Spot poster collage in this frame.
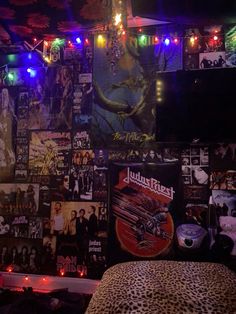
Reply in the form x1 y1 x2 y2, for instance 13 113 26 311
0 25 235 278
184 24 236 70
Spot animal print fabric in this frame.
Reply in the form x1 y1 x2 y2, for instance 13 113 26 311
86 260 236 314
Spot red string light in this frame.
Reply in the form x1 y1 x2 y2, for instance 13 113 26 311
7 265 13 273
59 269 65 276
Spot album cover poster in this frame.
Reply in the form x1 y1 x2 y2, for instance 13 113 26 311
51 201 107 277
225 25 236 67
41 235 57 274
93 169 108 201
109 162 182 265
181 146 209 185
0 238 42 273
73 83 93 115
87 237 107 279
0 87 17 182
0 183 39 215
28 217 43 239
50 175 72 201
29 66 73 131
210 143 236 170
199 51 226 69
212 190 236 218
210 170 236 190
184 53 200 70
10 215 29 238
15 170 28 182
29 176 51 216
29 131 71 176
183 185 210 202
0 215 11 236
16 152 28 165
73 130 91 149
92 34 157 147
78 165 93 200
94 149 108 169
184 203 208 228
72 149 94 167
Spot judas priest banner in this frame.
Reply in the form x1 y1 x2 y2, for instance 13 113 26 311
109 162 182 265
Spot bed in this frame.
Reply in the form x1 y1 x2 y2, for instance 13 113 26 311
85 260 236 313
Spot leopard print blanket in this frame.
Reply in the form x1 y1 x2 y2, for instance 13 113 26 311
86 260 236 314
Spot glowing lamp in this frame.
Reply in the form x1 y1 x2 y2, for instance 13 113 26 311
7 72 14 81
59 269 65 276
173 38 178 44
28 53 32 59
24 275 29 281
213 35 218 41
85 38 89 44
139 35 147 46
27 68 37 78
8 54 17 62
157 97 162 102
138 28 142 33
7 265 13 273
164 38 170 46
122 30 126 36
33 37 37 42
76 37 82 44
154 36 159 43
97 34 106 48
114 13 122 26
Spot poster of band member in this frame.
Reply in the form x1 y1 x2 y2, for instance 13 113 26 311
29 131 71 176
0 87 17 182
109 162 182 265
0 183 39 215
92 34 157 147
44 66 73 130
0 238 42 273
50 201 107 278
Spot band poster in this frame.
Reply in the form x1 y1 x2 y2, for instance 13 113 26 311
109 162 181 265
92 34 157 147
28 131 71 176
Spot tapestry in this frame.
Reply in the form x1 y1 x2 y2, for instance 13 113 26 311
109 161 182 265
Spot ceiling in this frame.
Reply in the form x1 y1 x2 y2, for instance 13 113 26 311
0 0 236 45
131 0 236 25
0 0 111 43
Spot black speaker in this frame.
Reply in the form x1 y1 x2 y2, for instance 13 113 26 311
131 0 236 24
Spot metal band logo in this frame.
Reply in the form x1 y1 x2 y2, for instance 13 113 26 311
123 167 175 200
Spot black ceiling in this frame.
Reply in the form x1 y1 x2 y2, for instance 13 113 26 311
131 0 236 25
